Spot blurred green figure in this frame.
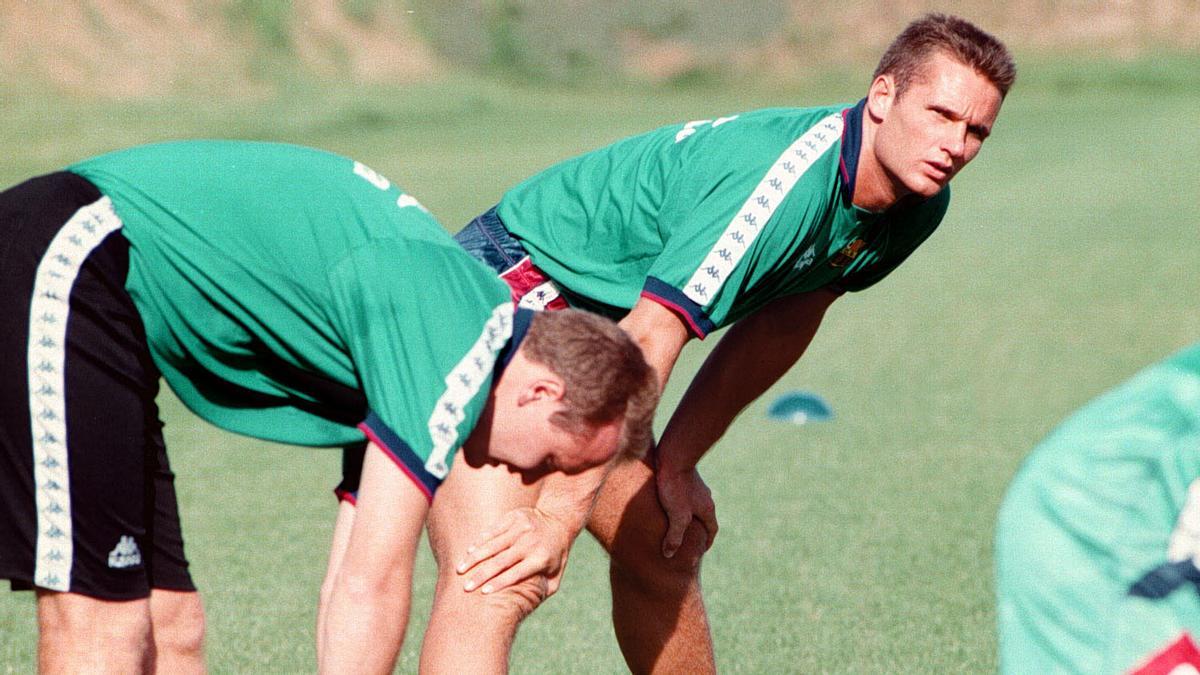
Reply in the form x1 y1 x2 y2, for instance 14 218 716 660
997 343 1200 674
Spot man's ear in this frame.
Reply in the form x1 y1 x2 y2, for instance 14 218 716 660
866 73 896 123
516 375 566 406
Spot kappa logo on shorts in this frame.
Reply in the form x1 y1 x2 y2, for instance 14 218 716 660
107 535 142 569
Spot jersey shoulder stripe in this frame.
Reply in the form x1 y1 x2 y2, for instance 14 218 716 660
683 112 844 307
423 301 514 479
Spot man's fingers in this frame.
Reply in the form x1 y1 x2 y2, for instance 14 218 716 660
699 508 719 550
456 523 521 574
462 548 521 592
661 510 688 559
477 558 548 596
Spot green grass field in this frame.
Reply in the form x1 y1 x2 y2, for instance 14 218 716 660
1 54 1198 672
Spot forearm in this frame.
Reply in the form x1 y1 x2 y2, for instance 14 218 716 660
656 348 763 473
656 290 835 473
535 463 611 540
318 442 427 674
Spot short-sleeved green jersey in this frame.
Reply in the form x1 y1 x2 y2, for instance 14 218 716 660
70 141 523 497
996 343 1200 673
496 100 949 337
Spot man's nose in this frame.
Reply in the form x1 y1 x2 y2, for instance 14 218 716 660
944 125 967 160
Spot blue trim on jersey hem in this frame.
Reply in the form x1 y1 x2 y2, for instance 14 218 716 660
359 411 441 499
839 99 866 203
642 277 716 339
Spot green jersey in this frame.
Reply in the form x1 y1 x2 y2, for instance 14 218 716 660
70 141 522 497
497 100 949 337
996 343 1200 673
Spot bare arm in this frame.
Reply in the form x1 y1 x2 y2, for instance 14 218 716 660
318 442 429 674
655 289 839 553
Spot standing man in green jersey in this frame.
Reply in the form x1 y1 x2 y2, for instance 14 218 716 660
448 14 1016 670
997 344 1200 674
0 140 658 673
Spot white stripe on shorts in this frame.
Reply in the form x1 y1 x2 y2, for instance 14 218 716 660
27 196 123 591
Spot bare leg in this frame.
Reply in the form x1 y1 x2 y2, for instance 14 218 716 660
147 589 206 674
420 451 547 672
587 458 715 674
37 590 152 674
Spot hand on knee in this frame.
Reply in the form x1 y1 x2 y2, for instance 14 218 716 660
613 518 708 591
442 573 551 628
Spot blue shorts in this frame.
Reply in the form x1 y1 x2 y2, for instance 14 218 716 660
454 207 570 311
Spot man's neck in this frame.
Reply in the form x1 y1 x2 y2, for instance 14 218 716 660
852 122 905 213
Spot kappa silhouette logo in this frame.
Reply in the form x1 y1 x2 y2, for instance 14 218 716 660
107 536 142 569
794 245 816 272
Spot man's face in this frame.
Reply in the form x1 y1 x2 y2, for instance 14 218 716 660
870 51 1004 200
476 349 623 480
491 415 622 477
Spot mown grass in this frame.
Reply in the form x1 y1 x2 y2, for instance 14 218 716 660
1 54 1198 672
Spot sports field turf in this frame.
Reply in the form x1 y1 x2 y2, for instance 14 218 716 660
1 55 1198 672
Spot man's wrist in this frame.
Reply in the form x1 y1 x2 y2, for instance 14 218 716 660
654 451 697 478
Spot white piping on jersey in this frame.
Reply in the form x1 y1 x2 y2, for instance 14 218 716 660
28 196 123 592
424 302 514 479
683 113 844 308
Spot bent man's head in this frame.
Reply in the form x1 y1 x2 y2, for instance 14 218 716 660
469 309 659 478
859 14 1016 209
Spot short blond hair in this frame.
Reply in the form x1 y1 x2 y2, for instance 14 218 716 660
523 310 659 460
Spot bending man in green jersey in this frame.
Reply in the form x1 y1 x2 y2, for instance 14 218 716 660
449 13 1015 670
0 140 658 673
997 343 1200 674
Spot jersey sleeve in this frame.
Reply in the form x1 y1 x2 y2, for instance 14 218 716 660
642 113 844 337
831 187 950 294
326 237 514 500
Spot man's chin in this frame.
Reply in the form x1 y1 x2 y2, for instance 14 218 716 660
906 177 947 199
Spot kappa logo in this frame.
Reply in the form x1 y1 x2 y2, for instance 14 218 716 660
829 239 866 269
107 536 142 569
794 245 816 272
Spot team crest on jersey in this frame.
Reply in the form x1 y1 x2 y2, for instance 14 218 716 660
829 239 866 269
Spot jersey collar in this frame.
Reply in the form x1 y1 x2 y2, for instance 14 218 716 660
496 306 535 375
838 98 867 205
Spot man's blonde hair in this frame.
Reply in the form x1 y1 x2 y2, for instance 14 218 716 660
522 310 659 461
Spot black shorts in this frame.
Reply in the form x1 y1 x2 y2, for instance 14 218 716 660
0 172 194 600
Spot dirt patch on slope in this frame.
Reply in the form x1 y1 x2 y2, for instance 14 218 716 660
0 0 440 99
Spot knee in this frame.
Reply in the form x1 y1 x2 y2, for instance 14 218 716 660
438 573 550 628
38 591 151 653
485 575 551 623
152 595 206 658
611 518 707 589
